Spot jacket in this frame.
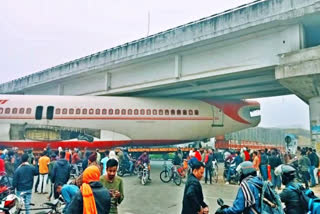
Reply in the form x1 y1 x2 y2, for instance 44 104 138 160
268 155 282 169
299 155 311 172
66 181 111 214
12 163 38 191
223 176 262 214
181 174 207 214
280 182 307 214
51 159 70 184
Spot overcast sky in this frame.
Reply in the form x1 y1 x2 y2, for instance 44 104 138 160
0 0 310 130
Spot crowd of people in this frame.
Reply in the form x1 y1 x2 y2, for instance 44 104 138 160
181 146 320 214
0 146 137 214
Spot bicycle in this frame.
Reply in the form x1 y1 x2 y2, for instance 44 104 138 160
160 164 182 186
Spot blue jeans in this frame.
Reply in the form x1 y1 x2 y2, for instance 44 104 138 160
129 161 133 173
260 165 268 181
309 166 316 186
271 169 281 188
17 189 32 214
227 167 236 181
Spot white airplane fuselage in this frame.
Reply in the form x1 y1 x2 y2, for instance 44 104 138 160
0 95 260 149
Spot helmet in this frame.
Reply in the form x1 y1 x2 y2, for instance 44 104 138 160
275 164 296 185
236 161 256 181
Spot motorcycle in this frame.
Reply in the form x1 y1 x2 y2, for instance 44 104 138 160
0 193 24 214
35 198 64 214
215 198 229 213
137 163 150 185
223 162 239 184
118 160 137 177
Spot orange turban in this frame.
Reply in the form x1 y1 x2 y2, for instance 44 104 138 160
81 165 101 214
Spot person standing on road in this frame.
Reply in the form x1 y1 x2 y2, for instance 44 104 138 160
51 151 71 199
12 153 38 214
269 151 282 190
299 149 311 188
181 161 209 214
67 165 111 214
204 149 214 184
38 151 50 194
100 159 124 214
100 150 110 175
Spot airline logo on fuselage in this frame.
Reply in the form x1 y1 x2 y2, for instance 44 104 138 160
0 100 8 104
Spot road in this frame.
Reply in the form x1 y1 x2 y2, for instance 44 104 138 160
30 161 239 214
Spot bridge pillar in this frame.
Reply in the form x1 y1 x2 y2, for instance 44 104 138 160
276 45 320 151
310 97 320 151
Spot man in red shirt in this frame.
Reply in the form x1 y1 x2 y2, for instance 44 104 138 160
194 149 202 162
0 155 5 175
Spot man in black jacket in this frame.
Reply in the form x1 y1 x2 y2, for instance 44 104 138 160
275 164 307 214
51 151 71 198
12 153 38 214
182 161 209 214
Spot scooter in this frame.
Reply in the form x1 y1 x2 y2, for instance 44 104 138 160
215 198 230 213
223 162 240 184
138 163 150 185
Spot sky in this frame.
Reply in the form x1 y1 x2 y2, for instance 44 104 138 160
0 0 310 130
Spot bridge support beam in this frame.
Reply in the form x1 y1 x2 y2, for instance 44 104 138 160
310 97 320 151
276 45 320 150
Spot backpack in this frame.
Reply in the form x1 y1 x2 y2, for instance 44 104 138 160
288 185 320 214
248 180 284 214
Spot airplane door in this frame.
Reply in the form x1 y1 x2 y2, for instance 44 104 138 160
46 106 54 120
35 106 43 120
212 106 224 127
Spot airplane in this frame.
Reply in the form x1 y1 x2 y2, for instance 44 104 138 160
0 94 261 149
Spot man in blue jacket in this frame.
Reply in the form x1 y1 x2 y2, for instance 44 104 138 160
12 153 38 214
56 183 79 212
216 161 262 214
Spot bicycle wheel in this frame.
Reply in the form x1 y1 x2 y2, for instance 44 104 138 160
160 170 172 183
173 172 182 186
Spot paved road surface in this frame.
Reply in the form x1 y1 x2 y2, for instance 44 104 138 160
29 161 238 214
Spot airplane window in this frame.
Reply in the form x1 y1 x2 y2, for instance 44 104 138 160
89 108 94 115
19 108 25 114
177 110 181 115
146 109 151 115
96 109 101 115
140 109 145 115
195 110 199 115
69 109 74 114
128 109 133 115
121 109 126 115
152 109 157 115
55 108 61 114
5 108 10 114
183 110 187 115
189 110 193 115
12 108 18 114
171 110 175 115
47 106 54 120
62 108 67 114
159 109 163 115
165 109 169 115
76 108 81 114
102 109 107 115
134 109 138 115
0 108 3 114
115 109 120 115
82 109 87 115
26 108 32 114
109 109 113 115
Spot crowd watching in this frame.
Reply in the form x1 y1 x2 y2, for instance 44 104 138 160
0 146 134 214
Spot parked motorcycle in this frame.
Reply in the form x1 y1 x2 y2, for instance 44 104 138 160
0 193 24 214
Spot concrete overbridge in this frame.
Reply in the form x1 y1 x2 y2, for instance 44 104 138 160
1 0 320 148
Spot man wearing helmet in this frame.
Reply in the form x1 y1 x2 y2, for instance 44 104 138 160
275 164 307 214
215 161 262 214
